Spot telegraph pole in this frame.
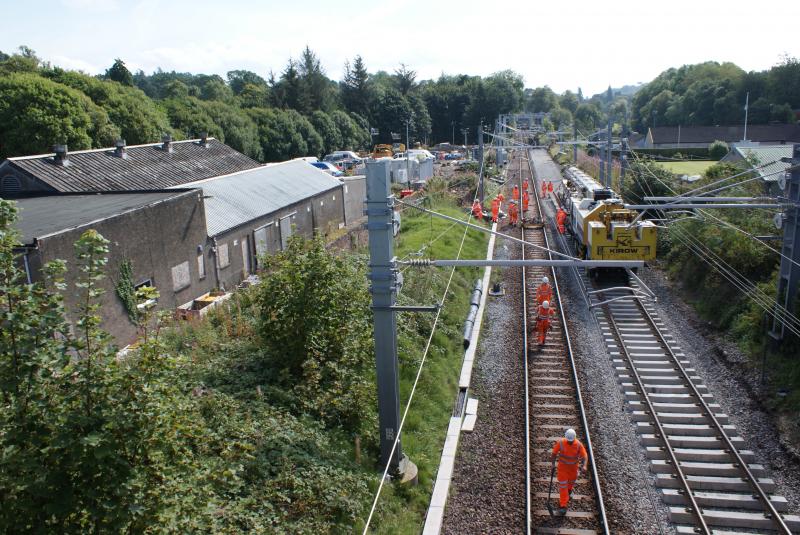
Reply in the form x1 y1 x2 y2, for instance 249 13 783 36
620 137 629 190
606 117 613 188
573 124 578 164
771 143 800 340
365 160 415 478
478 124 485 203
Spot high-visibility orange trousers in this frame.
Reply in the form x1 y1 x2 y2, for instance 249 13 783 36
536 319 551 344
557 464 578 507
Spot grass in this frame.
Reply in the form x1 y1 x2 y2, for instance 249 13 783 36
656 160 716 176
367 196 489 533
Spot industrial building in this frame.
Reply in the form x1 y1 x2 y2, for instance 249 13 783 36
13 190 212 343
4 139 366 344
175 159 349 291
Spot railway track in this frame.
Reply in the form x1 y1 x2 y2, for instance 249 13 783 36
514 150 608 534
589 275 800 534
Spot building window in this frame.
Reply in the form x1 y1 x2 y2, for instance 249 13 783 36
332 195 336 201
1 175 21 196
197 255 205 279
217 242 230 269
320 200 324 207
171 261 191 292
307 206 311 212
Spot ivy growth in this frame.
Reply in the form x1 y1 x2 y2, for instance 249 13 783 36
115 258 138 323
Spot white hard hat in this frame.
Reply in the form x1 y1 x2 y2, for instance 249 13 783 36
542 300 550 308
565 428 576 441
542 276 549 284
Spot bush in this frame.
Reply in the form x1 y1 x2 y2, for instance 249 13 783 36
708 139 729 160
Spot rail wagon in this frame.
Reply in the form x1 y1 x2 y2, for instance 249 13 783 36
559 166 656 273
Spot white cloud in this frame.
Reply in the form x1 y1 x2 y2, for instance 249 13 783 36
49 55 103 74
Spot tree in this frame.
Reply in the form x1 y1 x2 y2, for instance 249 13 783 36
159 96 219 139
255 235 376 434
574 103 602 133
226 69 268 95
341 55 371 118
273 59 303 111
394 63 416 96
105 58 134 86
310 110 342 155
560 90 579 114
236 82 271 109
248 107 307 161
198 75 233 102
527 86 558 112
0 45 40 75
45 69 170 145
0 73 118 158
298 46 334 113
708 140 730 160
285 109 323 157
331 110 368 150
202 100 263 160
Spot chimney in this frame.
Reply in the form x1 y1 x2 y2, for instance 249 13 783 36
161 134 173 153
53 144 69 166
114 139 128 158
198 132 209 147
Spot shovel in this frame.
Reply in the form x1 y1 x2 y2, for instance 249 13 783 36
546 461 555 516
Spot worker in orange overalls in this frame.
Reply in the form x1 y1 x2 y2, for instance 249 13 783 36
556 207 568 234
548 181 554 194
536 300 555 345
491 197 500 223
551 428 588 515
512 185 520 201
508 200 518 227
522 190 530 213
523 179 529 192
471 200 483 220
497 192 505 204
536 276 553 305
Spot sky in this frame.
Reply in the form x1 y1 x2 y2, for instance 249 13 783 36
1 0 799 96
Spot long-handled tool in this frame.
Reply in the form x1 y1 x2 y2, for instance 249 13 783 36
546 461 555 516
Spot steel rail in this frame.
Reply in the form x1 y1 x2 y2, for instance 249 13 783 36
634 299 793 534
526 150 610 534
521 208 533 535
601 300 710 534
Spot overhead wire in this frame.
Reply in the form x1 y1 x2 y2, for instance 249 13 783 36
627 149 800 335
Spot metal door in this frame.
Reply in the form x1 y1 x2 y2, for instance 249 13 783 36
279 215 293 250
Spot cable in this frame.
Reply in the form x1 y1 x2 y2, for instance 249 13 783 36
628 151 800 335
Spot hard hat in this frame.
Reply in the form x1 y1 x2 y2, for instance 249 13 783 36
542 300 550 308
542 276 549 284
565 428 576 441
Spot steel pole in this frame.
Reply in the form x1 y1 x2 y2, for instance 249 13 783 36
365 160 403 472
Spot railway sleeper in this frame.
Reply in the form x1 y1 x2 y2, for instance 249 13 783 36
660 488 789 512
636 422 738 437
625 391 715 403
668 506 800 531
629 400 722 413
641 433 746 449
650 460 767 477
631 383 710 394
617 358 692 368
645 446 756 463
616 366 695 376
630 410 729 425
616 374 704 386
655 473 776 493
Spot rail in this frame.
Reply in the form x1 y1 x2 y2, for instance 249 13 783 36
525 150 610 534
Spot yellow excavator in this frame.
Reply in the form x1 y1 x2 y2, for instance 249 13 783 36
371 143 405 159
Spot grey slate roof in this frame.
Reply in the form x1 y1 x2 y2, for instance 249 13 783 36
4 138 260 192
13 191 193 244
175 159 342 236
648 125 800 145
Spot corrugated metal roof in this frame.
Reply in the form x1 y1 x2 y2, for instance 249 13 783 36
175 159 342 236
13 191 191 244
734 145 792 182
6 139 260 192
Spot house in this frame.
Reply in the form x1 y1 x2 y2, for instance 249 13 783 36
721 144 794 192
0 135 261 197
632 125 800 149
172 159 348 291
13 190 212 343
